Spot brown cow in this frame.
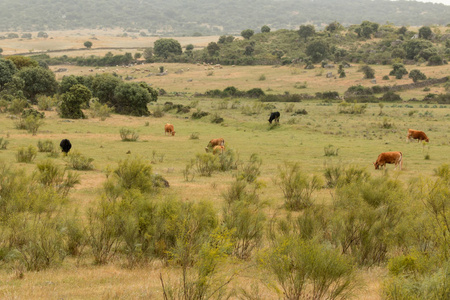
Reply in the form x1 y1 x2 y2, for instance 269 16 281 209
407 129 429 143
373 151 403 170
212 145 225 155
207 138 224 147
164 123 175 136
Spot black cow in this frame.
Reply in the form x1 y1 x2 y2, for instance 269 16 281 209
268 111 280 124
60 139 72 154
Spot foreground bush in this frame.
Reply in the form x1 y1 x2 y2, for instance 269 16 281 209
275 162 322 211
261 237 356 300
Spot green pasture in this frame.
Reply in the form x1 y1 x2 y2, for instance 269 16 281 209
1 97 448 210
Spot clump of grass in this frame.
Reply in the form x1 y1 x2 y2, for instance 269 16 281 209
324 145 339 157
16 145 38 163
120 128 139 141
258 74 266 81
152 105 164 118
189 132 200 140
0 137 9 150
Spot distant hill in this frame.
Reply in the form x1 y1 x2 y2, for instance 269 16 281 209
0 0 449 35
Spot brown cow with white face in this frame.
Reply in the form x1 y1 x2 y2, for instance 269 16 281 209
164 123 175 136
407 129 429 143
373 151 403 170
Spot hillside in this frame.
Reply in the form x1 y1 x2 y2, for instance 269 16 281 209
0 0 449 35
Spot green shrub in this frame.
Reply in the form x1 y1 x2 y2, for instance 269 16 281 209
34 159 80 197
194 153 218 177
8 98 28 115
90 98 113 120
37 139 54 152
152 105 164 118
12 216 66 271
222 179 266 259
36 95 56 111
236 153 262 184
108 157 154 193
191 110 209 119
210 113 224 124
275 162 323 211
120 128 139 141
331 175 404 265
16 145 37 163
261 238 355 300
67 151 94 170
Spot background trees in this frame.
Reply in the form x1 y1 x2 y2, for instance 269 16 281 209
0 59 17 91
112 82 152 116
59 84 91 119
241 29 254 40
298 24 315 42
153 38 182 59
16 66 58 101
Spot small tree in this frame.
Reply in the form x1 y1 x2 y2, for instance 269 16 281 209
418 26 432 40
261 25 270 33
241 29 254 40
409 69 427 83
298 24 316 42
389 63 408 79
153 38 182 59
84 41 93 49
360 65 375 79
206 42 220 56
59 84 91 119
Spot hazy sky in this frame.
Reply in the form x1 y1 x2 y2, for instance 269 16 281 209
414 0 450 4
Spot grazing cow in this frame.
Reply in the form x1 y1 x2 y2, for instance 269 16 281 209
373 151 403 170
407 129 429 143
212 145 225 155
207 138 225 147
268 111 280 124
164 123 175 136
60 139 72 154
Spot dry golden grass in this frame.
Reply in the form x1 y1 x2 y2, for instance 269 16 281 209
0 29 218 56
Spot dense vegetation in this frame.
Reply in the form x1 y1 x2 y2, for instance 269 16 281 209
0 0 450 35
22 22 450 72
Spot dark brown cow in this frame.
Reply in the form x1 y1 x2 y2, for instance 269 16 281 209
164 123 175 136
373 151 403 170
407 129 429 143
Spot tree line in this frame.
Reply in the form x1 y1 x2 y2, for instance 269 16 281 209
1 0 450 35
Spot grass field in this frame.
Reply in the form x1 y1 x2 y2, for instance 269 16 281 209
0 34 450 299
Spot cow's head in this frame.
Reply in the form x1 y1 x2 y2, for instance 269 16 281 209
373 162 380 169
171 131 176 136
425 137 429 143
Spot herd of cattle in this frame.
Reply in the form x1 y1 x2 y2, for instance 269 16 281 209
59 112 430 172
